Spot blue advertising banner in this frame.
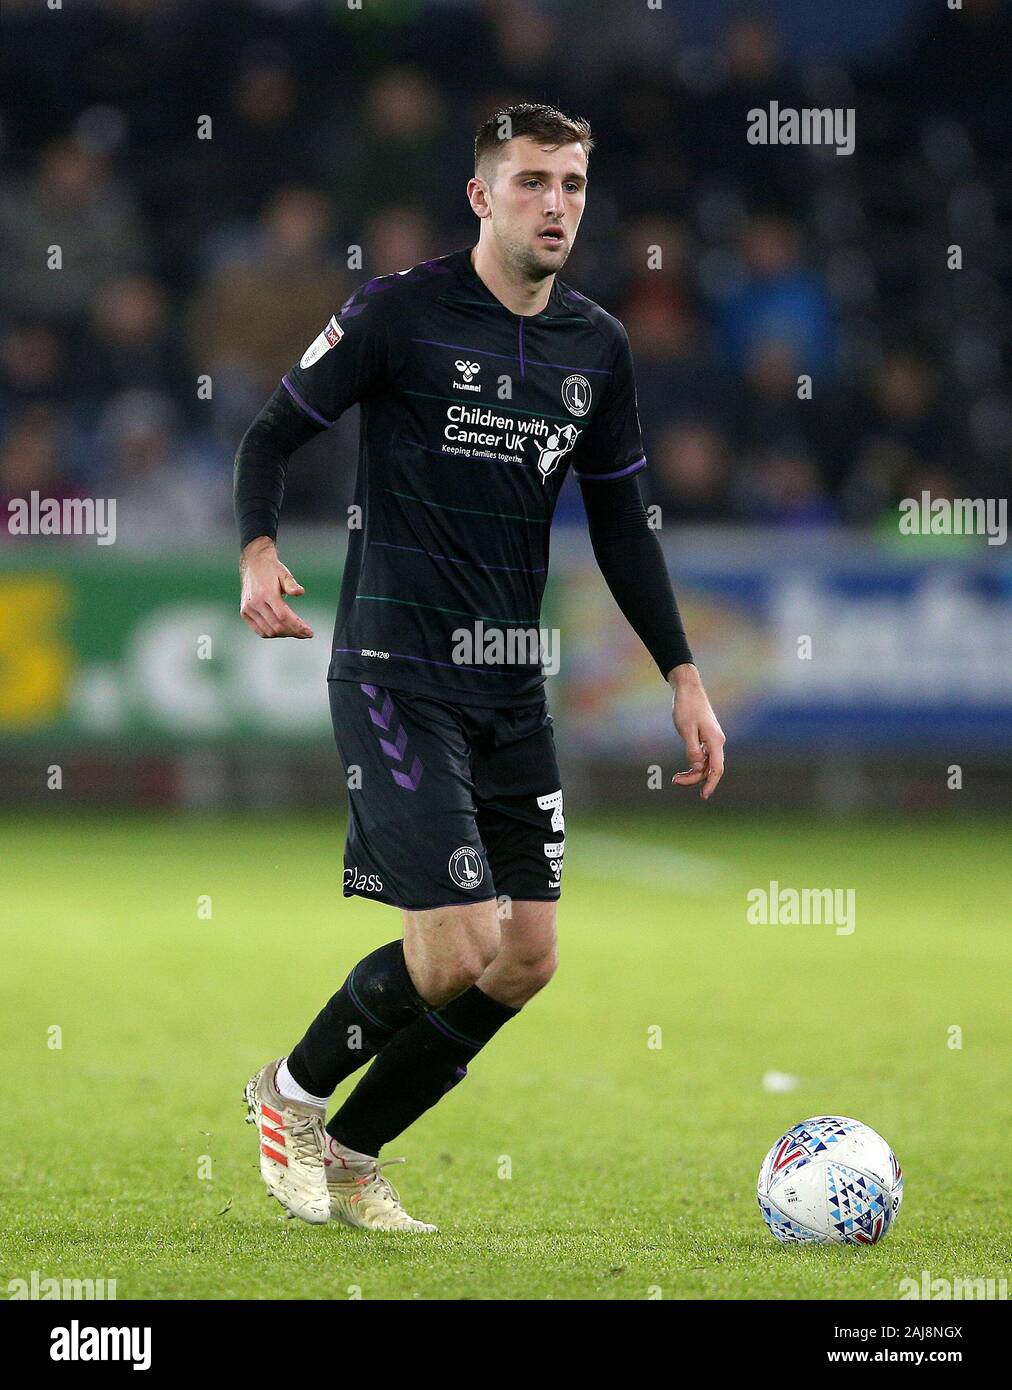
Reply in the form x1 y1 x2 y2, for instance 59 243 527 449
1 529 1009 752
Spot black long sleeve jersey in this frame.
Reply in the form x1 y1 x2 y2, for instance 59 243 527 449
235 246 692 706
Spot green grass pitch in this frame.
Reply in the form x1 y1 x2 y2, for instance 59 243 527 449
3 809 1009 1300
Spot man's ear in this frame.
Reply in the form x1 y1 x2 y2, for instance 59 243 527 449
468 176 492 216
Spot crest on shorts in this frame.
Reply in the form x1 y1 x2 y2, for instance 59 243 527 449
448 846 484 890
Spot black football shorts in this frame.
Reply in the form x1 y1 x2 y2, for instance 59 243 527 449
328 679 566 912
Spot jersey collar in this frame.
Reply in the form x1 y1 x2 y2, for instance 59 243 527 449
453 245 563 320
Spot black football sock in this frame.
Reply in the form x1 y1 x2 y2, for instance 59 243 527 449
326 984 520 1157
286 940 430 1097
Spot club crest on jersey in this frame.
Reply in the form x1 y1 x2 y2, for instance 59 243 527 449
448 846 484 890
452 359 481 392
561 374 592 416
533 423 581 482
300 315 344 369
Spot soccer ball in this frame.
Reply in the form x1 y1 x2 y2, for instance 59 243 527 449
757 1115 903 1245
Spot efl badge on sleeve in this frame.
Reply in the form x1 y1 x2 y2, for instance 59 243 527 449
300 315 344 369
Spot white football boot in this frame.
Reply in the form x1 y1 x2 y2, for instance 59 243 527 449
243 1059 330 1224
324 1136 437 1233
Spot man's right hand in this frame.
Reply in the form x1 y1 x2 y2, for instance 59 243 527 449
239 537 315 639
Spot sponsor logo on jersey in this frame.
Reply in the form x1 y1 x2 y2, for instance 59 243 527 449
439 404 582 475
561 374 592 416
533 424 581 481
360 648 389 659
300 315 344 369
448 846 484 890
452 359 481 393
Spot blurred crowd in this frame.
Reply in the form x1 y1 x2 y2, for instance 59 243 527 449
1 0 1009 543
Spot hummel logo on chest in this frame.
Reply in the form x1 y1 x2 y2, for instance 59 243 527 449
452 360 481 392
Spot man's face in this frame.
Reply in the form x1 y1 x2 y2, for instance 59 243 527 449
474 135 587 279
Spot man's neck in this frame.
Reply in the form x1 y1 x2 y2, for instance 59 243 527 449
470 241 553 317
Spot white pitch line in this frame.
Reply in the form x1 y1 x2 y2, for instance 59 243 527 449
569 831 729 896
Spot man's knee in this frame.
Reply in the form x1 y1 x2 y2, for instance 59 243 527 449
514 943 559 997
404 901 501 1005
439 936 500 997
484 939 558 1007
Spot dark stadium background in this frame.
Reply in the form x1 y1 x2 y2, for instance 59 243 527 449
1 0 1009 810
2 0 1011 1312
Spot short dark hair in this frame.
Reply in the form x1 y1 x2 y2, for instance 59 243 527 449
474 104 594 180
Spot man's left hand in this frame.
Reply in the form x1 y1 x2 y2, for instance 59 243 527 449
668 663 726 801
